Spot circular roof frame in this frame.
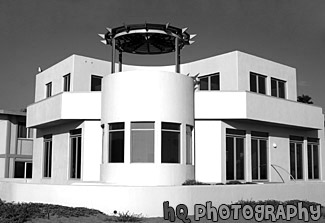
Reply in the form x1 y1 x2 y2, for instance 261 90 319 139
99 23 196 73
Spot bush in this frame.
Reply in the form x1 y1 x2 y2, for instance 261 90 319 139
114 211 143 222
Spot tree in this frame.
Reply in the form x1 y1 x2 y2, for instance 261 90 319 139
297 94 313 104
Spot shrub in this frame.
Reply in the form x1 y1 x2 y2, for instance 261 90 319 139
114 211 143 222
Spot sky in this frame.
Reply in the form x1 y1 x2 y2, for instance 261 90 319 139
0 0 324 111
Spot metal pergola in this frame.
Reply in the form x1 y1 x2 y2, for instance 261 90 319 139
98 23 196 73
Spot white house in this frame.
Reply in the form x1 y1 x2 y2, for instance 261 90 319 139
26 51 324 186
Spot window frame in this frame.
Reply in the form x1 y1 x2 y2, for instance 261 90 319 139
226 129 246 181
108 122 125 163
45 82 52 98
14 160 32 179
271 78 286 98
91 75 103 91
250 72 266 94
43 135 52 178
130 122 155 163
186 125 193 165
307 138 319 180
161 122 181 164
63 73 71 92
70 129 82 179
251 132 268 181
289 136 304 180
199 73 220 91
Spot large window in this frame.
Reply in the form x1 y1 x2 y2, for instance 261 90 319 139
63 74 71 92
290 136 303 180
251 131 268 181
14 161 32 178
43 135 52 178
109 123 124 163
250 72 266 94
226 129 245 181
161 122 180 163
186 125 193 165
307 138 319 180
271 78 286 98
45 82 52 98
91 75 102 91
131 122 154 163
199 73 220 90
70 129 82 179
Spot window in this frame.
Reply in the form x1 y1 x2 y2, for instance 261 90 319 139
70 129 82 179
199 73 220 90
307 138 319 180
271 78 286 98
250 72 266 94
161 122 180 163
43 135 52 178
226 129 245 181
289 136 303 180
186 125 193 165
251 131 268 181
109 123 124 163
91 75 102 91
14 161 32 178
45 82 52 98
17 122 27 138
63 74 71 92
131 122 154 163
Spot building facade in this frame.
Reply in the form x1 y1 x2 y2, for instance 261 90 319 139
26 51 324 186
0 110 33 179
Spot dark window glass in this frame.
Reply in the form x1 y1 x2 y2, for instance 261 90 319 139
226 130 245 181
46 82 52 98
43 136 52 178
199 76 209 90
271 78 286 98
210 75 220 90
161 122 180 163
131 122 154 163
14 161 25 178
109 123 124 163
290 140 303 180
63 74 71 92
199 73 220 91
18 122 27 138
186 125 193 165
91 75 102 91
251 136 268 181
251 139 258 180
307 141 319 180
250 72 266 94
26 162 32 178
70 129 82 179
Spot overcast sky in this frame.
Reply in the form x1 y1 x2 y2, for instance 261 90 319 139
0 0 324 111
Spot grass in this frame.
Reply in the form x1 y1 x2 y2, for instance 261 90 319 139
0 199 324 222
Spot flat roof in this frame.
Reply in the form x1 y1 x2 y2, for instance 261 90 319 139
0 109 26 116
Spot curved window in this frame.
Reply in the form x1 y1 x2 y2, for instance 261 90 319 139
131 122 154 163
109 123 124 163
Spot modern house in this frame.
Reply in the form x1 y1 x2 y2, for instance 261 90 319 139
0 109 33 179
25 49 324 186
1 23 324 216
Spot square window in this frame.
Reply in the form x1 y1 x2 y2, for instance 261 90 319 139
199 73 220 91
91 75 102 91
250 72 266 94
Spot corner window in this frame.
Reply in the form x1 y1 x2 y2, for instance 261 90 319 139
307 138 319 180
289 136 303 180
109 123 124 163
199 73 220 90
63 74 71 92
250 72 266 94
226 129 245 181
251 131 268 181
91 75 102 91
45 82 52 98
70 129 82 179
161 122 180 163
186 125 193 165
131 122 154 163
271 78 286 98
43 135 52 178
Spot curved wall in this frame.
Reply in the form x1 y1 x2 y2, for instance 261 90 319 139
100 70 195 185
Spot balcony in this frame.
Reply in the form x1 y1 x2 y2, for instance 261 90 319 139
195 91 323 129
27 92 101 128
